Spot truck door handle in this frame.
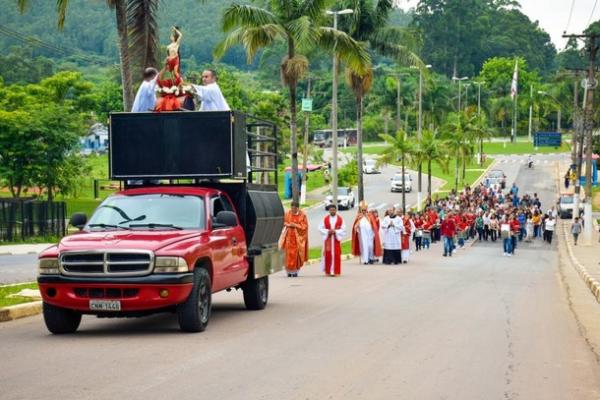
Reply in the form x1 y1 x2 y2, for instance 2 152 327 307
232 237 238 246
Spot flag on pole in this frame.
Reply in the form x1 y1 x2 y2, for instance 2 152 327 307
510 60 518 100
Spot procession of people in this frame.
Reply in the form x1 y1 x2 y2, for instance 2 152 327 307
277 176 562 277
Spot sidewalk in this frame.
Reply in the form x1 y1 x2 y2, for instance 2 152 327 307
556 157 600 303
0 243 53 256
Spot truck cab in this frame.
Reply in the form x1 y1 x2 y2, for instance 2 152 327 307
38 111 284 334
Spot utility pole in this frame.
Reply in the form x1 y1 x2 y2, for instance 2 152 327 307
563 32 598 245
327 8 353 208
474 81 484 164
528 85 533 142
300 77 311 205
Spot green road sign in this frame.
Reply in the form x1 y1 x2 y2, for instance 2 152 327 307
302 98 313 112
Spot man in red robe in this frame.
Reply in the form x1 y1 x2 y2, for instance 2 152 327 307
318 204 347 276
279 202 308 277
401 212 415 263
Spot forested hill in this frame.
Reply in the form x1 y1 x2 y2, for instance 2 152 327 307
0 0 411 70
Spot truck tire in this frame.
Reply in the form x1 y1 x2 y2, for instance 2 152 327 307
177 267 212 332
243 276 269 310
43 302 82 334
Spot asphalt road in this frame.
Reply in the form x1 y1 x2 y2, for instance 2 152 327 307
1 153 600 400
0 254 39 284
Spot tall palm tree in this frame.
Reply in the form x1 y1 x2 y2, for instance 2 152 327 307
340 0 424 203
442 112 470 192
215 1 370 204
345 67 372 202
419 129 448 198
17 0 160 111
379 130 414 212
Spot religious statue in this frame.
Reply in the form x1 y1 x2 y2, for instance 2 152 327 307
155 26 187 111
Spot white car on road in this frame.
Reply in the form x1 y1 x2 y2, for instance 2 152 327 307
325 187 355 210
390 173 412 193
364 159 380 174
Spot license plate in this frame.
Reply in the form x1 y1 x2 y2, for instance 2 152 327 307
89 299 121 311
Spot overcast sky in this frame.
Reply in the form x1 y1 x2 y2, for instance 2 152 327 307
397 0 599 51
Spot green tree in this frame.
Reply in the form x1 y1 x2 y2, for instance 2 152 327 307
214 1 370 204
442 112 473 191
419 128 448 198
17 0 161 111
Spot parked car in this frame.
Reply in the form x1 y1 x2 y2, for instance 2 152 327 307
485 169 506 190
390 173 412 193
557 193 584 219
325 187 355 210
364 159 380 174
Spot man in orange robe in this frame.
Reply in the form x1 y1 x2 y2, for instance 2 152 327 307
279 202 308 277
351 201 383 264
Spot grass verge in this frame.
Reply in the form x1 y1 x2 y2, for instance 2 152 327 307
483 141 570 155
308 240 352 260
0 282 39 308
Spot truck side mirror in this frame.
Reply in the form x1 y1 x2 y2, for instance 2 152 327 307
214 211 238 228
70 213 87 230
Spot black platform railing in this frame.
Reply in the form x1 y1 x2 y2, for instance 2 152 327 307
0 198 67 242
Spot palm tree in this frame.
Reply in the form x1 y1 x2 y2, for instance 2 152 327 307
339 0 424 203
379 130 414 212
215 1 370 204
419 129 448 198
345 67 373 202
17 0 160 111
442 112 471 192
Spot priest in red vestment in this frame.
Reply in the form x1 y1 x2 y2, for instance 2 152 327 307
279 202 308 277
318 204 347 276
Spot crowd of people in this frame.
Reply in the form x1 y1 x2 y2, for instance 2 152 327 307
278 179 567 277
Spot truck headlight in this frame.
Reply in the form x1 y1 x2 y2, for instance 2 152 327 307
39 258 59 275
154 257 189 273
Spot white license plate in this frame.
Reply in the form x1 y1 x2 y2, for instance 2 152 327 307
89 299 121 311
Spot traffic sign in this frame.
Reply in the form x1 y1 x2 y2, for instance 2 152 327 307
302 98 313 112
534 132 562 147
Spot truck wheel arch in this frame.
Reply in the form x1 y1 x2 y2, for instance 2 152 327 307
193 258 213 287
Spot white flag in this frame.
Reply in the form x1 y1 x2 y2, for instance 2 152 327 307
510 60 518 100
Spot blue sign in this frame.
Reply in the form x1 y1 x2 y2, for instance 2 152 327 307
534 132 562 147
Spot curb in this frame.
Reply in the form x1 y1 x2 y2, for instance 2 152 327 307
0 251 40 256
472 157 496 187
0 301 43 322
561 224 600 304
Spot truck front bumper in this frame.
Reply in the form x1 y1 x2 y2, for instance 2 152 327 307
37 274 193 312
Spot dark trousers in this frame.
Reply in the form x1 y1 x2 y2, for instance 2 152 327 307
483 226 490 241
546 230 554 244
477 227 484 241
415 237 422 251
511 235 517 254
491 229 497 242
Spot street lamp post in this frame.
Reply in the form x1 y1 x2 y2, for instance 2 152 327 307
452 76 469 111
411 64 432 210
473 81 484 164
326 8 353 209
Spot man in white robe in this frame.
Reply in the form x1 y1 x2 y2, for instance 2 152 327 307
192 69 230 111
131 67 158 112
381 208 404 265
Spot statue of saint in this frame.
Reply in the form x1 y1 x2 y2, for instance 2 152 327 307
155 26 185 111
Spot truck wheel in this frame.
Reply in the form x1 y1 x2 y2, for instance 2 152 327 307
177 267 212 332
43 302 81 334
243 276 269 310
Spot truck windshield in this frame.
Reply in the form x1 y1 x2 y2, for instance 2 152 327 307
87 194 205 230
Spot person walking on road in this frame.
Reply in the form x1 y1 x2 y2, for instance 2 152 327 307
571 217 582 246
351 201 382 265
279 202 308 277
381 207 404 265
441 213 456 257
501 218 513 256
318 205 346 276
544 215 556 244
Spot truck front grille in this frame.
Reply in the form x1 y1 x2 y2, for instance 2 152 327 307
60 251 154 277
74 287 139 299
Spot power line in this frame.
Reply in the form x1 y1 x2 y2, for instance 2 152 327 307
588 0 599 26
565 0 576 34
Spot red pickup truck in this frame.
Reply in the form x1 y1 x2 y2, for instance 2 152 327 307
37 111 284 333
